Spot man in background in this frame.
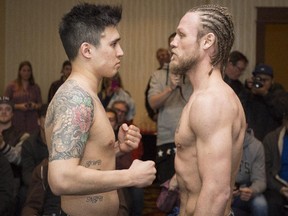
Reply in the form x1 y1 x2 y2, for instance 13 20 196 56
224 50 249 98
47 60 72 103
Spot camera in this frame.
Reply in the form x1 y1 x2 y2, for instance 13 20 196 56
252 76 264 88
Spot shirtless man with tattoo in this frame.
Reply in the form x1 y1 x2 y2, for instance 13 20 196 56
168 5 246 216
44 3 156 216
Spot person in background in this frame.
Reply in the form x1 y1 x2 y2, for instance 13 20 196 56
45 3 155 216
148 42 192 187
0 152 14 216
156 48 170 70
145 33 176 123
232 128 268 216
145 48 171 122
47 60 72 103
4 61 42 134
0 96 30 215
21 104 49 189
263 93 288 216
224 50 249 98
105 108 118 133
169 4 246 216
111 100 144 216
105 107 131 216
21 158 61 216
98 72 136 125
21 104 60 216
243 64 286 141
0 96 29 164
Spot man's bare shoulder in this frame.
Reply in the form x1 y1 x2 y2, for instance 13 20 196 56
45 79 94 161
46 80 93 122
190 86 242 128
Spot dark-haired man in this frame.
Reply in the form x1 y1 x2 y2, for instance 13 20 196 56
0 96 30 215
224 50 249 97
45 3 156 216
21 104 49 188
244 64 286 141
169 5 246 216
47 60 72 103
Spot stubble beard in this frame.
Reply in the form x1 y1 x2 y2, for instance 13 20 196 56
170 54 199 76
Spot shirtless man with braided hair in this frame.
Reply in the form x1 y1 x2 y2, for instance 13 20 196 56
169 5 246 216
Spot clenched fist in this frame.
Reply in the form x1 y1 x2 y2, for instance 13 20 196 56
128 159 156 187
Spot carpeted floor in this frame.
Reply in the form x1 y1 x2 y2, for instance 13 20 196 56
142 183 166 216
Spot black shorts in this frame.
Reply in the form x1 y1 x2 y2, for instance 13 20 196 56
155 143 176 184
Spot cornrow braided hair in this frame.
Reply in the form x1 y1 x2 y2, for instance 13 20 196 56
189 5 234 73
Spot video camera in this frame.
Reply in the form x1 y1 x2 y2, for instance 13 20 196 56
252 76 264 88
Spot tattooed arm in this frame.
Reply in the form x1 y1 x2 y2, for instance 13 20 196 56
45 80 156 196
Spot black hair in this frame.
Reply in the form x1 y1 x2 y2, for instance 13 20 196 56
229 51 248 65
62 60 71 69
59 3 122 60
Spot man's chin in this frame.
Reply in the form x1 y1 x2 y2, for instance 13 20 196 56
0 120 11 124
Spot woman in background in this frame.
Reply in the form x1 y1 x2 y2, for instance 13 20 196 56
98 72 135 124
4 61 42 134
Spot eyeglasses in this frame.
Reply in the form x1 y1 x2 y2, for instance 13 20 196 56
234 65 246 73
114 107 127 115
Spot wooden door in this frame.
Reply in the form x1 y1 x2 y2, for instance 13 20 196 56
256 8 288 90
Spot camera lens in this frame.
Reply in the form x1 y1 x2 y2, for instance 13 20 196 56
253 76 263 88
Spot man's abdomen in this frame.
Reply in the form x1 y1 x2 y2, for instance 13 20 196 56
61 190 119 216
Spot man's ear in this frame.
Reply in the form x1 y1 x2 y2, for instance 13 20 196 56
80 42 92 58
203 33 216 50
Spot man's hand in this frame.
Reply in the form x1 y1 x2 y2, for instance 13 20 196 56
169 73 182 90
232 186 240 198
239 187 253 201
128 159 156 187
280 186 288 198
117 124 142 153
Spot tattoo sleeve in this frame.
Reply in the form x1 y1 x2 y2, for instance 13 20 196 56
45 80 94 161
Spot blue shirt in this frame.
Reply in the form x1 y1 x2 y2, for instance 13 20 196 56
279 134 288 181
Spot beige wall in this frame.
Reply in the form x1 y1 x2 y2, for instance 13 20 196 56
2 0 288 127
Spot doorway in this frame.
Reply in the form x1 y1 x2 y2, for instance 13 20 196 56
256 7 288 90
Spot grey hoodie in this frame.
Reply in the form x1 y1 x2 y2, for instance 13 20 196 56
235 129 266 195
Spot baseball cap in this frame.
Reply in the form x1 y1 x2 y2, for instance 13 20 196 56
252 64 273 78
0 96 14 109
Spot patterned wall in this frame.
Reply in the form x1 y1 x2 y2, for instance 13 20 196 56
3 0 288 127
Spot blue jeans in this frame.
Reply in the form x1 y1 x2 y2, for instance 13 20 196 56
232 194 268 216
